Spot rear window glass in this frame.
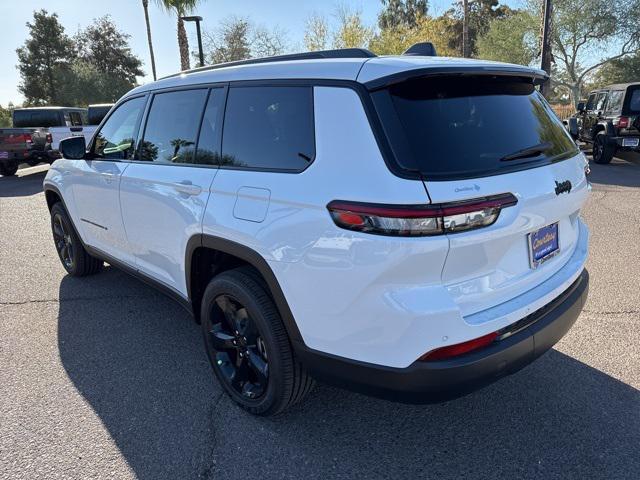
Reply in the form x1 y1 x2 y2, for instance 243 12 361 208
88 106 112 125
373 76 578 179
626 87 640 113
606 91 624 113
13 109 63 128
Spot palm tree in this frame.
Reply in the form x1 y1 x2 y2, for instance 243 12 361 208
142 0 157 80
156 0 202 71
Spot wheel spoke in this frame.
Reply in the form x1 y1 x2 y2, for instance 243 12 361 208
215 296 241 331
246 348 268 383
230 358 250 391
241 382 263 399
208 325 236 351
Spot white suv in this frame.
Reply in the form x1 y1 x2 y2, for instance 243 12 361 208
44 46 590 415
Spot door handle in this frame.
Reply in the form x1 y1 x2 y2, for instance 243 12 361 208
172 180 202 196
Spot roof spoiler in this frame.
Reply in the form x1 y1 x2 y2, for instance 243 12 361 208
403 42 437 57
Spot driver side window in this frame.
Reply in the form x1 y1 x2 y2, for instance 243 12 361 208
93 96 146 160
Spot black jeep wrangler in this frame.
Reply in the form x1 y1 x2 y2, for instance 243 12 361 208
568 82 640 164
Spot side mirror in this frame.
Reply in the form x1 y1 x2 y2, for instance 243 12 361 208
577 102 586 112
59 136 86 160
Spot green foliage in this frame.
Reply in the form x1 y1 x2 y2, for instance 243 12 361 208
476 10 537 66
304 14 330 51
16 10 75 105
370 14 459 56
378 0 429 30
446 0 513 56
593 54 640 87
75 16 144 83
0 104 14 127
16 12 142 107
333 8 374 49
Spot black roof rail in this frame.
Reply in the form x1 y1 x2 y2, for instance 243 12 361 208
161 48 377 80
403 42 437 57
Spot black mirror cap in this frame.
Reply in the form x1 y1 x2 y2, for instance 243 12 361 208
577 102 586 112
403 42 437 57
59 136 86 160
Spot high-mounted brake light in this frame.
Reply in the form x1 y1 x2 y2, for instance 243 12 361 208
327 193 517 237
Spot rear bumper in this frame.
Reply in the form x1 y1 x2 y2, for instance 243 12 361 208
613 136 640 151
296 268 589 403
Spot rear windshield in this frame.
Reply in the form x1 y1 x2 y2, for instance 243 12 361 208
13 109 64 128
624 86 640 114
372 76 578 180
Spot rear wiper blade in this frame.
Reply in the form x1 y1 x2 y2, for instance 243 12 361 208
499 142 553 162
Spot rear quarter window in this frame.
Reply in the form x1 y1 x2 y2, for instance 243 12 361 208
371 75 579 180
221 86 315 171
624 87 640 114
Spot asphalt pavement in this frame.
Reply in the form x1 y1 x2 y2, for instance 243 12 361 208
1 157 639 479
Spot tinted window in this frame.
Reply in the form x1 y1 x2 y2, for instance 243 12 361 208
626 87 640 113
194 89 225 165
606 90 624 113
222 86 314 170
88 105 113 125
140 89 208 163
595 92 608 111
373 76 578 179
13 109 63 128
585 93 596 110
93 96 146 160
68 111 83 126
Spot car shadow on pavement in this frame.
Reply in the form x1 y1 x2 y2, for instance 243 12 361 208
588 154 640 189
0 170 46 197
57 269 640 480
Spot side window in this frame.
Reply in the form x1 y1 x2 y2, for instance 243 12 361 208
69 111 83 126
194 88 225 165
585 93 596 111
606 91 624 114
140 89 208 163
594 92 608 112
93 96 146 160
221 86 315 171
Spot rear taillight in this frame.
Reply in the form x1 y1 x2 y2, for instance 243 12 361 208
46 133 52 144
615 116 630 128
327 193 517 237
419 332 498 361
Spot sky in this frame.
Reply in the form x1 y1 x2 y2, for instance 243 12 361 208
0 0 523 106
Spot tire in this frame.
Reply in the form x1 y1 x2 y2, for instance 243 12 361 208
50 202 103 276
592 132 615 164
201 267 314 415
0 163 18 176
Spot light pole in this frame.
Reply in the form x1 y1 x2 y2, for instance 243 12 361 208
181 15 204 67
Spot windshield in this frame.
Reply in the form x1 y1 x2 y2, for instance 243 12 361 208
372 75 578 179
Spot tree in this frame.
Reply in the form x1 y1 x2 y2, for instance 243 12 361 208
304 14 330 51
142 0 157 80
203 17 288 64
378 0 429 29
545 0 640 104
203 17 251 63
156 0 204 71
447 0 513 56
592 53 640 87
476 10 538 65
16 10 75 105
370 14 459 56
333 7 373 49
76 16 144 83
0 104 14 128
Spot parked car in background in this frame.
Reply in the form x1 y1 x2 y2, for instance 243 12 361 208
0 126 52 176
87 104 114 127
0 106 112 176
570 82 640 164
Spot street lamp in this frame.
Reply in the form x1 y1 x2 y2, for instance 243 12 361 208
181 15 204 67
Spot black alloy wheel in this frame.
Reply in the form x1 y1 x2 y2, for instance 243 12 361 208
52 212 74 270
207 294 269 400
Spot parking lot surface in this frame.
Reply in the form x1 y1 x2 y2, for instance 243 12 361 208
1 157 639 480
